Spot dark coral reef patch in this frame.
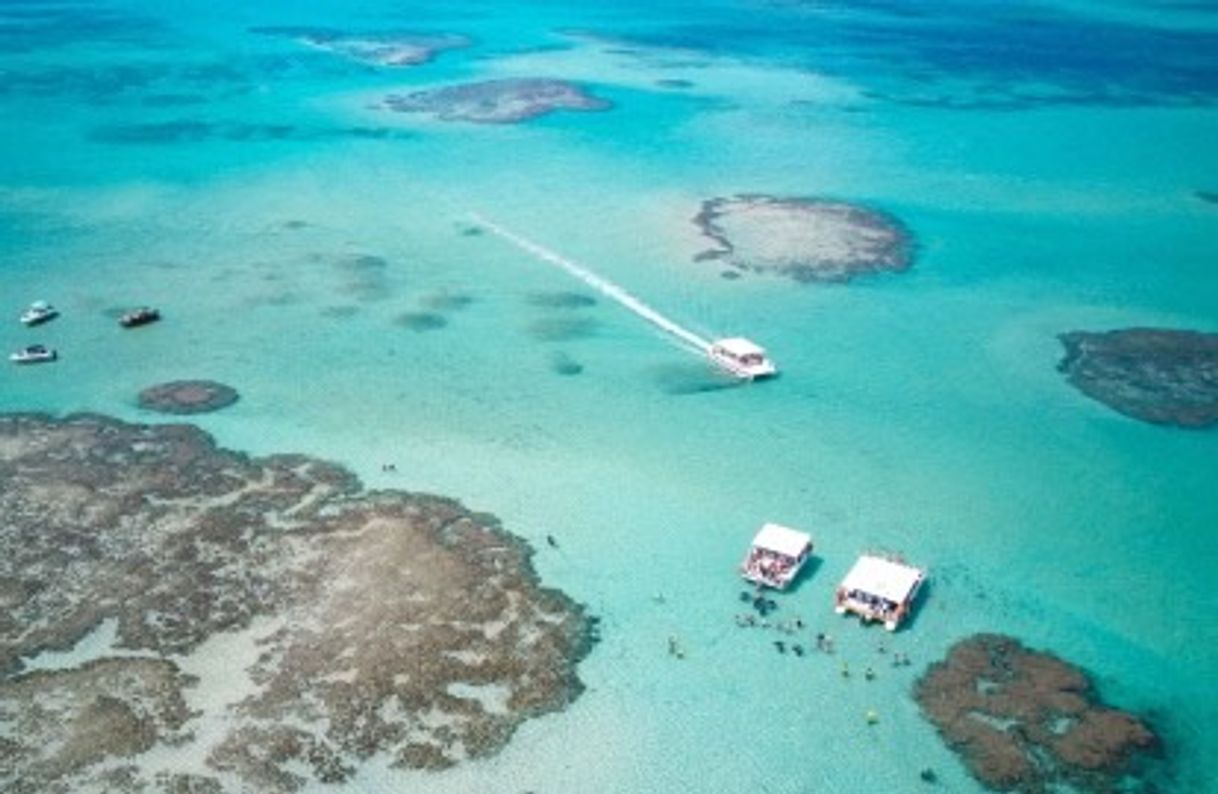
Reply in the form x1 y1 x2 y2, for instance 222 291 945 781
138 380 239 414
693 194 913 283
1057 328 1218 428
0 413 594 792
381 78 612 124
914 634 1160 792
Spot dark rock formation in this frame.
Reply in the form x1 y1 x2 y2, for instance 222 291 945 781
137 380 239 414
381 78 612 124
1057 328 1218 428
914 634 1159 792
0 413 594 792
693 194 913 283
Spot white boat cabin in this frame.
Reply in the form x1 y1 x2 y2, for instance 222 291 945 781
740 523 813 590
709 337 777 380
835 554 925 631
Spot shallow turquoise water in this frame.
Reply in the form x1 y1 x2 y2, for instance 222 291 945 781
2 1 1217 791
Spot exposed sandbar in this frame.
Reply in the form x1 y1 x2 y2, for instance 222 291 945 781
1058 328 1218 428
693 194 913 283
251 26 470 67
0 413 594 792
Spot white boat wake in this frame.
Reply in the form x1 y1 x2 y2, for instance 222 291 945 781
470 213 713 354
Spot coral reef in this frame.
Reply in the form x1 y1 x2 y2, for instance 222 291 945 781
137 380 239 414
0 659 195 794
251 26 470 67
693 194 913 283
381 78 611 124
1057 328 1218 428
914 634 1159 792
0 414 593 792
395 311 448 331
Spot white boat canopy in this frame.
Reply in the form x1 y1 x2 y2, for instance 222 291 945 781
714 337 767 358
840 555 923 603
751 523 812 559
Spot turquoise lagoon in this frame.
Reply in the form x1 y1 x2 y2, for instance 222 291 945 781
2 0 1217 791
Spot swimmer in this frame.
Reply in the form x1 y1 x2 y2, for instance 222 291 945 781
840 661 850 678
774 640 786 654
546 534 558 548
792 644 804 657
865 667 876 681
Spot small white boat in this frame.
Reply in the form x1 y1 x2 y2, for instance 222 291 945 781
834 554 926 632
709 337 777 380
740 523 814 590
10 344 58 364
19 301 58 327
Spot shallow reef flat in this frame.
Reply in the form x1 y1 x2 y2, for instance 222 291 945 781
1057 328 1218 428
380 78 612 124
250 26 470 67
915 634 1161 792
693 194 913 283
0 414 594 793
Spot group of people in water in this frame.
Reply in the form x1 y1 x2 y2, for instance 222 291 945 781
725 587 913 677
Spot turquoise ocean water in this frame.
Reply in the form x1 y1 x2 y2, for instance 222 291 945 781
2 0 1217 790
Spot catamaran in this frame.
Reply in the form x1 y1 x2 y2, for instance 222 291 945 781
709 337 777 380
740 523 813 589
834 554 926 631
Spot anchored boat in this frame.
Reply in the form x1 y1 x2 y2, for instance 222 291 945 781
19 301 58 327
740 523 813 590
709 337 777 380
835 554 925 631
119 307 160 328
10 344 58 364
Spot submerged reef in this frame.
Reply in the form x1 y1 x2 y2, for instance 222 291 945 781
380 78 612 124
251 26 470 67
1057 328 1218 428
527 290 597 309
137 380 239 414
0 414 593 792
693 194 913 283
914 634 1159 792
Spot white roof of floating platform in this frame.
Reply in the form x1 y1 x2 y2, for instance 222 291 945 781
751 523 812 558
840 555 924 603
713 337 767 357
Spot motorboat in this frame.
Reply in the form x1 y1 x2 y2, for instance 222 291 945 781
835 554 926 631
19 301 58 326
740 523 814 590
10 344 58 364
119 307 161 328
709 337 777 380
